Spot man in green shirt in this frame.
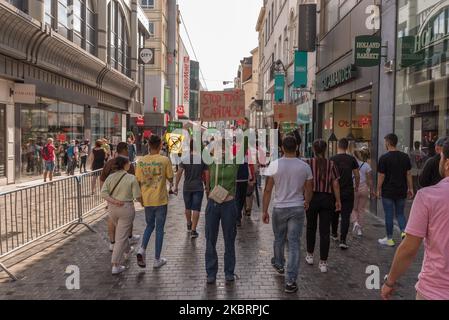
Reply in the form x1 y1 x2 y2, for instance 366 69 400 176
205 143 239 285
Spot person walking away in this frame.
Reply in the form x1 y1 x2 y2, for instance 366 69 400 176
101 157 142 275
377 134 414 247
381 140 449 300
205 140 239 284
409 141 425 193
351 148 374 237
135 135 174 269
419 137 448 188
174 140 209 239
263 136 313 293
330 138 360 249
245 162 258 217
305 140 341 273
100 142 140 252
127 136 137 163
90 140 107 194
79 140 89 174
66 140 78 176
42 138 56 183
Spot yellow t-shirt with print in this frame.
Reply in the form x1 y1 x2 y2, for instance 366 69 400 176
136 154 174 207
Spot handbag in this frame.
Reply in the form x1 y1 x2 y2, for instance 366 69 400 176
208 164 229 204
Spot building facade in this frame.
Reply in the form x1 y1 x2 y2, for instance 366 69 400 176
0 0 149 185
137 0 179 136
315 0 381 166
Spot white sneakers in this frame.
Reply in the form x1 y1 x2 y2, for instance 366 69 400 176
112 265 126 275
306 254 328 273
129 235 141 246
353 223 363 237
305 254 314 265
378 237 396 247
153 258 167 269
319 261 328 273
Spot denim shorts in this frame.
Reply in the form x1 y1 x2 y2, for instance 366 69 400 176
44 161 55 172
183 191 204 212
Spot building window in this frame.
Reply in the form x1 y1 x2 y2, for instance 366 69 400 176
323 0 360 34
148 21 155 38
44 0 96 56
140 0 155 9
7 0 27 12
395 0 449 157
108 0 131 76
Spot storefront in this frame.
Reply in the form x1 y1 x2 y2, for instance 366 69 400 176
395 0 449 155
316 0 380 164
17 97 124 179
297 100 314 157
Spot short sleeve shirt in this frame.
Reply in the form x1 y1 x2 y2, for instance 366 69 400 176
331 153 359 198
136 154 174 207
209 163 239 195
378 151 412 199
405 178 449 300
265 158 313 208
305 158 340 194
180 155 208 192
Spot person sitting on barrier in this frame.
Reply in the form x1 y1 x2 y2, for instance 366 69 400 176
100 142 140 252
101 156 143 275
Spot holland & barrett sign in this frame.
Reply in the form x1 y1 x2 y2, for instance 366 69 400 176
354 35 381 67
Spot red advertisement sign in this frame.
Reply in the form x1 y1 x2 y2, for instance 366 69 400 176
136 116 145 126
200 90 245 122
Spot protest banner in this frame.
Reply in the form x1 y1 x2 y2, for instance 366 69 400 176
200 90 245 122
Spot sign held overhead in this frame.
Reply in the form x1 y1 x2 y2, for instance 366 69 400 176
200 90 245 122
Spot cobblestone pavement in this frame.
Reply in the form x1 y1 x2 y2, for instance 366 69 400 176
0 184 423 300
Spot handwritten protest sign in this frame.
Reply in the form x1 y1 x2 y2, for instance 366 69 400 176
274 104 297 123
200 90 245 122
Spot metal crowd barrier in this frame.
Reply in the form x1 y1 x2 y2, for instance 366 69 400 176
0 170 105 281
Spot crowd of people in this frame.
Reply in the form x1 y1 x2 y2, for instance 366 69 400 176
35 127 448 300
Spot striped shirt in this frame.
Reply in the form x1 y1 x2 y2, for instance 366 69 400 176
305 158 340 194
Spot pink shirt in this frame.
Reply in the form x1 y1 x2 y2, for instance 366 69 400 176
406 177 449 300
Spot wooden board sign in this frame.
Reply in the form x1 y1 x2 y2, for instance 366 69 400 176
200 90 245 122
274 104 297 123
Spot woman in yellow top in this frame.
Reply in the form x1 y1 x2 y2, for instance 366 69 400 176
101 157 142 275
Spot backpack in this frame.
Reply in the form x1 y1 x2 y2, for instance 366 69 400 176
42 145 51 160
67 146 75 158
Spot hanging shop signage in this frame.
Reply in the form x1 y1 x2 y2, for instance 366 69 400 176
274 74 285 102
200 90 245 122
14 84 36 104
294 51 308 88
183 56 190 118
399 36 424 68
354 35 381 67
319 65 357 91
139 48 155 65
298 4 317 52
136 116 145 126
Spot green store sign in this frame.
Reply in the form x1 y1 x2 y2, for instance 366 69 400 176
354 35 381 67
319 65 357 91
274 73 285 102
281 122 298 135
167 121 183 133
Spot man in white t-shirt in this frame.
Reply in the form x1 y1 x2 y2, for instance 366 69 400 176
263 136 313 294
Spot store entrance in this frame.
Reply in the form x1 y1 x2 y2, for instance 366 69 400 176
321 88 373 158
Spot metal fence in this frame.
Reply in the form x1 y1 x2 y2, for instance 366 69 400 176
0 170 105 280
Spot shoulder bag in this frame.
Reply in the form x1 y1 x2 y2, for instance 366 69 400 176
109 172 128 198
208 164 229 204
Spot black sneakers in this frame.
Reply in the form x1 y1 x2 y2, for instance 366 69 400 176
191 230 199 239
271 258 285 274
187 222 192 232
285 282 298 294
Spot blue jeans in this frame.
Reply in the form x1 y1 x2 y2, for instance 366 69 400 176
142 205 168 259
272 206 305 284
205 199 238 279
382 198 407 239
